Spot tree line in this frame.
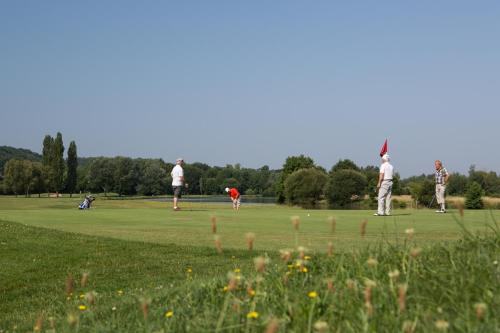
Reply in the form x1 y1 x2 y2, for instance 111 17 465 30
1 135 499 209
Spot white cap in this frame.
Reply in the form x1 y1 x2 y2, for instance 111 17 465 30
225 187 230 192
382 153 390 161
176 157 184 163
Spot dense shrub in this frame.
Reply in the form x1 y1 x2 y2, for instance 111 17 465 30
326 169 367 208
465 181 484 209
409 179 435 207
284 168 328 208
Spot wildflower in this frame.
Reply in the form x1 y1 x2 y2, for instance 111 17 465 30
402 320 416 333
308 291 318 298
165 310 173 318
328 216 336 234
78 305 87 311
314 321 328 333
265 318 279 333
360 219 368 237
327 241 334 257
247 311 259 319
112 306 117 311
405 228 414 239
223 286 228 292
254 256 268 273
233 268 241 273
34 316 43 332
474 303 487 320
410 247 422 258
186 268 192 273
287 264 294 269
435 319 449 331
388 269 400 281
291 216 300 231
226 273 238 291
398 284 407 312
304 255 312 260
493 260 498 265
280 250 292 262
297 246 306 259
346 279 356 290
117 290 124 296
366 257 378 267
247 288 256 297
81 272 89 288
211 216 217 234
85 291 96 305
79 294 85 299
214 235 222 254
65 275 74 296
67 314 78 328
301 267 308 273
246 232 255 251
326 279 335 292
231 255 236 260
140 298 151 319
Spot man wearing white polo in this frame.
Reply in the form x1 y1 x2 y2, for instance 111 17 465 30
434 160 449 213
374 154 394 216
171 158 184 211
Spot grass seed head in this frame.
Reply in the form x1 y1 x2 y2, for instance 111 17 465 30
280 249 292 262
245 232 255 251
33 315 43 332
388 269 400 281
360 219 368 237
398 284 408 312
366 257 378 267
474 302 487 320
211 216 217 234
265 318 280 333
410 247 422 258
328 216 336 233
402 320 416 333
81 272 89 288
85 291 96 305
435 319 449 331
67 313 78 328
291 216 300 231
65 275 75 295
346 278 356 290
327 242 334 257
214 235 222 254
140 298 151 319
254 256 268 273
313 321 329 333
405 228 415 239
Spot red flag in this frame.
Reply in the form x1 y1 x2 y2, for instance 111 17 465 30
379 139 388 157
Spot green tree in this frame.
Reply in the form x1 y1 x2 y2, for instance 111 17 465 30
51 132 65 195
31 162 46 197
87 158 115 196
284 168 327 208
409 179 435 208
447 173 468 196
465 181 484 209
66 141 78 197
277 155 315 204
136 160 167 196
326 169 367 208
42 135 54 196
330 159 360 173
114 157 139 196
3 159 34 197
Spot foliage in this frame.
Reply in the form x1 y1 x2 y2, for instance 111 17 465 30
284 168 327 208
465 181 484 209
330 159 360 173
52 132 66 193
276 155 315 203
447 172 468 195
409 179 435 207
326 169 367 208
0 146 41 173
3 159 33 196
66 141 78 197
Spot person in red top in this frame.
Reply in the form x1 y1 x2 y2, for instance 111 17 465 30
225 187 241 210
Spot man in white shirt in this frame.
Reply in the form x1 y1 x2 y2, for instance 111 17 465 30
374 154 394 216
171 158 184 211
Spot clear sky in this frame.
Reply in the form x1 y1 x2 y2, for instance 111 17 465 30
1 1 499 176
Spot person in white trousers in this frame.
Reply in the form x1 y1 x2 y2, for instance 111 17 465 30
374 154 394 216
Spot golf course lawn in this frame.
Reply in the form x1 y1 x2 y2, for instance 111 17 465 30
1 196 499 332
0 196 498 251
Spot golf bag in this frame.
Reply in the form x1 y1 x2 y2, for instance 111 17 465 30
78 196 95 210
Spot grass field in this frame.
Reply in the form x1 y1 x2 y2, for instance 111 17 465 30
1 196 499 332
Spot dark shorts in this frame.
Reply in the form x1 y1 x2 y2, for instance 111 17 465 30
173 186 182 198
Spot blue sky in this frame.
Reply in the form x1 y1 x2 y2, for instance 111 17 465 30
1 1 499 176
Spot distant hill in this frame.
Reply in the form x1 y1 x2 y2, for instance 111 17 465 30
0 146 42 172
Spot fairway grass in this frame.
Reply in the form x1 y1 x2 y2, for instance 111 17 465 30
0 196 498 251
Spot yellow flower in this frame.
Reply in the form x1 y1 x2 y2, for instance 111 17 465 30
223 286 228 292
248 289 256 297
308 291 318 298
234 268 241 273
247 311 259 319
165 310 174 318
78 305 87 311
304 255 312 260
117 290 123 296
186 268 192 273
79 294 85 299
302 267 308 273
287 264 294 269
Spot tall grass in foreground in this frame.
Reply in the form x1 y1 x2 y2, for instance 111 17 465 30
4 214 500 333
